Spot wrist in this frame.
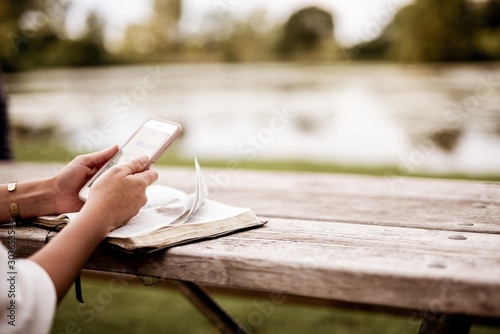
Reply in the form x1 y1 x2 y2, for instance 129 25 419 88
78 201 114 239
1 178 57 221
47 176 58 214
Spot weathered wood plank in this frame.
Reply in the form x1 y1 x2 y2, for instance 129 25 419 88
2 217 500 318
1 163 499 234
166 167 500 234
2 163 498 201
210 189 499 233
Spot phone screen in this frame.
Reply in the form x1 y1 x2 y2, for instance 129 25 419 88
81 119 181 196
112 124 174 165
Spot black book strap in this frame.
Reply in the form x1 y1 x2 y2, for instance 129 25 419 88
45 223 84 303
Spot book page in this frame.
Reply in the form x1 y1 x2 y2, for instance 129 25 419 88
186 199 250 225
107 207 184 238
156 157 208 226
107 185 188 238
108 158 209 238
144 184 188 209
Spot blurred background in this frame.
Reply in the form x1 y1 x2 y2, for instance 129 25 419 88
2 1 500 333
2 0 500 180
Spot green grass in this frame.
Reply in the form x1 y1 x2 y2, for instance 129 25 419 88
52 274 500 334
12 137 74 162
12 137 500 182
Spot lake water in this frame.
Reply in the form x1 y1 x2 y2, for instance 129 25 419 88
5 62 500 176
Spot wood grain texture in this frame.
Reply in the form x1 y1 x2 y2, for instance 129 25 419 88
1 163 499 317
2 220 500 317
2 163 498 233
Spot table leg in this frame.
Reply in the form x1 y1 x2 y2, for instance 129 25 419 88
174 280 250 334
418 312 472 334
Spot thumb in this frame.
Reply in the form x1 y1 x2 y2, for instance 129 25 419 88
122 155 149 175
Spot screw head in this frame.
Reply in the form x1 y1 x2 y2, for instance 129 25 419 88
428 262 446 269
449 235 467 240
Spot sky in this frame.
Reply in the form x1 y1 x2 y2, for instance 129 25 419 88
66 0 413 46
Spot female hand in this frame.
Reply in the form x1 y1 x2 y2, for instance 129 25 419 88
52 145 119 214
81 155 158 233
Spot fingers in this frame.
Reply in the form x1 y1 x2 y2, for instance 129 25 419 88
138 168 159 186
82 155 159 231
120 155 149 175
124 156 158 186
117 157 158 187
78 145 119 167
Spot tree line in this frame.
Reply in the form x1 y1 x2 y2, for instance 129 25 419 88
352 0 500 62
1 0 499 71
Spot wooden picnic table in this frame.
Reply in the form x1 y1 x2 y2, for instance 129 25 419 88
1 162 499 333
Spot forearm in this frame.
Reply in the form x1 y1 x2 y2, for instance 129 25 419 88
9 154 154 303
0 178 56 223
30 205 110 302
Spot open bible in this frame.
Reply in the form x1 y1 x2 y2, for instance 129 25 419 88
34 159 265 252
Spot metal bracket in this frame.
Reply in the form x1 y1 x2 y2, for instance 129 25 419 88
174 280 250 334
418 311 472 334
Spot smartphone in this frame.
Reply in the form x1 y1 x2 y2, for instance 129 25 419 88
79 118 182 201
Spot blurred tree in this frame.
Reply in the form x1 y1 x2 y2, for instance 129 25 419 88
122 24 157 56
0 0 32 28
469 0 500 59
121 0 182 58
84 10 105 47
0 0 35 70
204 10 278 62
151 0 182 50
70 10 108 66
277 7 337 58
351 0 500 62
0 0 110 71
471 0 500 28
388 0 475 61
